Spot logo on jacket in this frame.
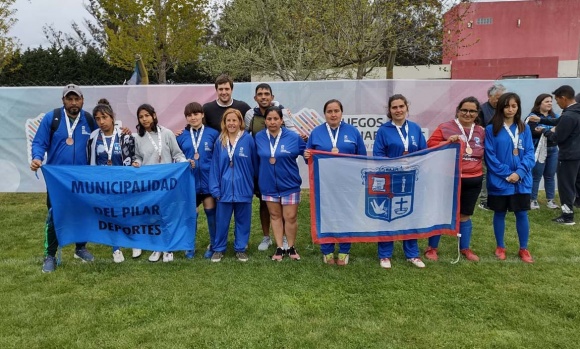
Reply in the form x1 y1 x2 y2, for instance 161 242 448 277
238 147 248 158
204 141 212 151
362 166 416 222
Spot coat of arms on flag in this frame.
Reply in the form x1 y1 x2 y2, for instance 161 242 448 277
364 167 417 222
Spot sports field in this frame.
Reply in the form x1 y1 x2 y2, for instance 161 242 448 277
1 192 578 349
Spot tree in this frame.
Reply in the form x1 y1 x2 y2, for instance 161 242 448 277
0 0 19 73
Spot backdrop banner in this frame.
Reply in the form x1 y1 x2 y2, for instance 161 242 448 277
308 142 461 244
41 162 196 251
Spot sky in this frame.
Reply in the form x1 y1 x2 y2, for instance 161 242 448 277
9 0 89 49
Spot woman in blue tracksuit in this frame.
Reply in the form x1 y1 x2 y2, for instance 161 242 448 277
255 106 306 261
209 108 257 262
373 94 426 269
485 92 535 263
304 99 366 266
177 102 219 259
86 99 135 263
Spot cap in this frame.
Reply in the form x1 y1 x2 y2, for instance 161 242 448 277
62 84 83 97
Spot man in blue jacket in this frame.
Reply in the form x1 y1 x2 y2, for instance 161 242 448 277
30 84 98 272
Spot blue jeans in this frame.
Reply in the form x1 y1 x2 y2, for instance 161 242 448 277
531 146 558 200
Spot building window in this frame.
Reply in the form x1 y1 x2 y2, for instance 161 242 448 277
477 17 493 25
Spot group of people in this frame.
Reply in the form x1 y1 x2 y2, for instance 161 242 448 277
30 76 580 273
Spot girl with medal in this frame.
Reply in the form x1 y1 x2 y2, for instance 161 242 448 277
423 97 485 262
304 99 366 266
255 106 306 261
208 108 257 262
373 94 427 269
87 99 136 263
484 93 535 263
132 104 188 263
176 102 219 259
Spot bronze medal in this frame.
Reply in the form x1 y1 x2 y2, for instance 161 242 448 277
66 137 74 145
331 147 339 153
403 151 409 155
107 159 112 166
194 152 200 160
513 148 519 156
269 157 276 165
229 161 233 167
465 146 473 155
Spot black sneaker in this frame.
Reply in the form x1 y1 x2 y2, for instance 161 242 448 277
552 215 575 226
478 201 489 210
271 247 285 261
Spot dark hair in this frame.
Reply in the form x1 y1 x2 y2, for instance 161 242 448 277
264 106 283 119
575 93 580 103
136 103 158 137
323 99 343 113
92 98 115 121
491 93 524 136
184 102 204 116
530 93 555 117
456 96 480 115
552 85 575 99
215 74 234 90
255 83 272 95
387 94 408 119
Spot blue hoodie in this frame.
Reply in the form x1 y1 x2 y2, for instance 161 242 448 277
373 120 426 157
177 125 219 194
209 131 257 203
31 107 95 165
255 128 306 197
306 121 366 155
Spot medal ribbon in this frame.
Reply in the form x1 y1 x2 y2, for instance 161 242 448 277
454 119 474 148
503 123 519 151
190 125 204 155
227 131 242 164
395 121 409 152
64 107 81 140
325 122 340 150
266 128 282 158
146 127 163 161
100 128 117 163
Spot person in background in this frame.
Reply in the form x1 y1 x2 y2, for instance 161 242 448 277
424 97 485 262
209 108 257 262
30 83 98 273
304 99 366 266
372 94 426 269
525 94 559 210
87 99 136 263
484 92 535 263
203 74 251 132
177 102 219 259
255 106 306 261
478 83 507 210
132 104 189 263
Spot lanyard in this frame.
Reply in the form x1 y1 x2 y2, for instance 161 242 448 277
503 123 519 155
146 127 163 163
227 131 242 166
395 121 409 153
454 119 474 154
64 108 81 145
266 129 282 164
100 129 117 165
326 122 340 152
190 125 204 159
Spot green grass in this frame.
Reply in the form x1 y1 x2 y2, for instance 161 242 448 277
1 192 579 349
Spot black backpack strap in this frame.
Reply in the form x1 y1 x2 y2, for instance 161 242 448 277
49 108 62 143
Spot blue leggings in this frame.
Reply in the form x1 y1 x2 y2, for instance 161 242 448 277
493 211 529 249
428 219 473 250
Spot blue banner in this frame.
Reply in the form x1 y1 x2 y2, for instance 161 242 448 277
41 162 196 251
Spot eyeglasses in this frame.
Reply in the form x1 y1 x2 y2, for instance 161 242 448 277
459 109 478 115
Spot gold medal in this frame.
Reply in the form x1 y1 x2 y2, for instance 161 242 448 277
269 157 276 165
513 148 519 156
331 147 339 153
194 152 200 160
66 137 74 145
465 146 473 155
107 160 112 166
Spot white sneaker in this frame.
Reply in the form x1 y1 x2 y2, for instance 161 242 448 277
531 200 540 210
149 251 161 262
258 236 272 251
547 200 559 209
379 258 391 269
407 258 426 268
282 236 289 250
162 252 174 263
113 249 125 263
132 248 142 258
